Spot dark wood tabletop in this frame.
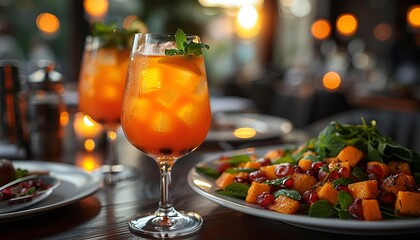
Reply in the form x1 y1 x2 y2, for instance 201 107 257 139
1 121 420 240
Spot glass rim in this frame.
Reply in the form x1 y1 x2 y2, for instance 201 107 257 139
132 32 200 39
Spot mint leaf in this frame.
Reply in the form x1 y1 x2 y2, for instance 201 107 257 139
216 182 250 199
175 28 187 52
337 190 353 209
195 166 219 179
165 28 209 56
273 189 301 201
309 200 337 217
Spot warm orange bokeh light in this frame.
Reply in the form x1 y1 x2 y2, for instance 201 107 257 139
235 5 261 39
73 112 103 139
311 19 331 40
374 23 392 41
336 14 358 36
60 111 69 126
322 72 341 91
407 5 420 28
84 139 96 151
84 0 109 17
76 153 101 172
36 13 60 35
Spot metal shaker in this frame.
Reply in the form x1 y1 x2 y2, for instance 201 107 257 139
26 61 66 160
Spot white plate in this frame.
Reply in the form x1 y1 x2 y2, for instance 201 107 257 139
188 146 420 235
207 113 293 142
0 161 102 221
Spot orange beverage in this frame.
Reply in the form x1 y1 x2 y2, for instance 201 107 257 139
78 37 130 126
121 54 211 159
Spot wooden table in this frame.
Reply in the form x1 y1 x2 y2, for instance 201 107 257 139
1 128 419 240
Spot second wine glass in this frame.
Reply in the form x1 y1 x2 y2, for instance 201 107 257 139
78 34 132 183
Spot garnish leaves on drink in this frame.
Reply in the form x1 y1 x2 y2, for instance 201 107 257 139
165 29 209 56
92 22 139 49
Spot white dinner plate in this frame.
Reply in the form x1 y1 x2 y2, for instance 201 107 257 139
206 113 293 142
0 161 102 221
188 146 420 235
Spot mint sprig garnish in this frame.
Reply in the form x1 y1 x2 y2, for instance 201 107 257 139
165 28 209 56
92 22 138 49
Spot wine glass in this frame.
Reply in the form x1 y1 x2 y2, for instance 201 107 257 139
78 34 132 184
121 33 211 238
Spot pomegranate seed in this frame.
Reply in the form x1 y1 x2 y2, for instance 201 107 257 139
234 176 248 184
348 199 364 220
256 192 275 208
338 167 350 178
216 162 231 174
317 168 328 181
302 190 319 207
306 169 316 177
311 162 325 171
283 178 294 188
249 170 268 183
293 166 304 173
367 164 384 179
335 184 351 194
275 163 294 178
378 191 396 206
256 157 271 166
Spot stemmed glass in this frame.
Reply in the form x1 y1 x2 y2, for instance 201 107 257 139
121 32 211 237
78 33 132 184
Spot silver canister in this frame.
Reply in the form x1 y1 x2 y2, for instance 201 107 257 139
26 61 66 159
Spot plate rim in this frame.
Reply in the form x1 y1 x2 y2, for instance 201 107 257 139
206 113 293 142
0 160 102 221
188 146 420 235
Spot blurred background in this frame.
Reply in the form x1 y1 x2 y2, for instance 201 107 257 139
1 0 420 129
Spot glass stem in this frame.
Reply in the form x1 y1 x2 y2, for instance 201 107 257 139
156 160 176 219
106 129 118 171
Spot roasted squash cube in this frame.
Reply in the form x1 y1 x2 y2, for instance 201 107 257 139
246 182 270 204
291 173 317 194
348 180 379 199
395 191 420 217
268 195 301 214
381 173 416 195
337 145 364 168
215 172 235 189
298 159 313 172
317 182 339 205
388 161 412 175
243 161 261 170
260 164 278 180
361 199 382 221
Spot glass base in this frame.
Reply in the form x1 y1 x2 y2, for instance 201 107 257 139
101 164 136 184
128 210 203 238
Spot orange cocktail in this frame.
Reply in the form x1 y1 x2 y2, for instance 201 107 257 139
78 37 130 126
121 54 211 159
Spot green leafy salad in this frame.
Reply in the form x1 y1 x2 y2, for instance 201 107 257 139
196 120 420 220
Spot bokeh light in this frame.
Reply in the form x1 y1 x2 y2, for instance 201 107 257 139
311 19 331 40
322 71 341 91
374 23 392 41
407 5 420 28
84 0 109 17
233 127 257 139
84 139 96 151
36 12 60 35
336 14 358 36
235 5 261 38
